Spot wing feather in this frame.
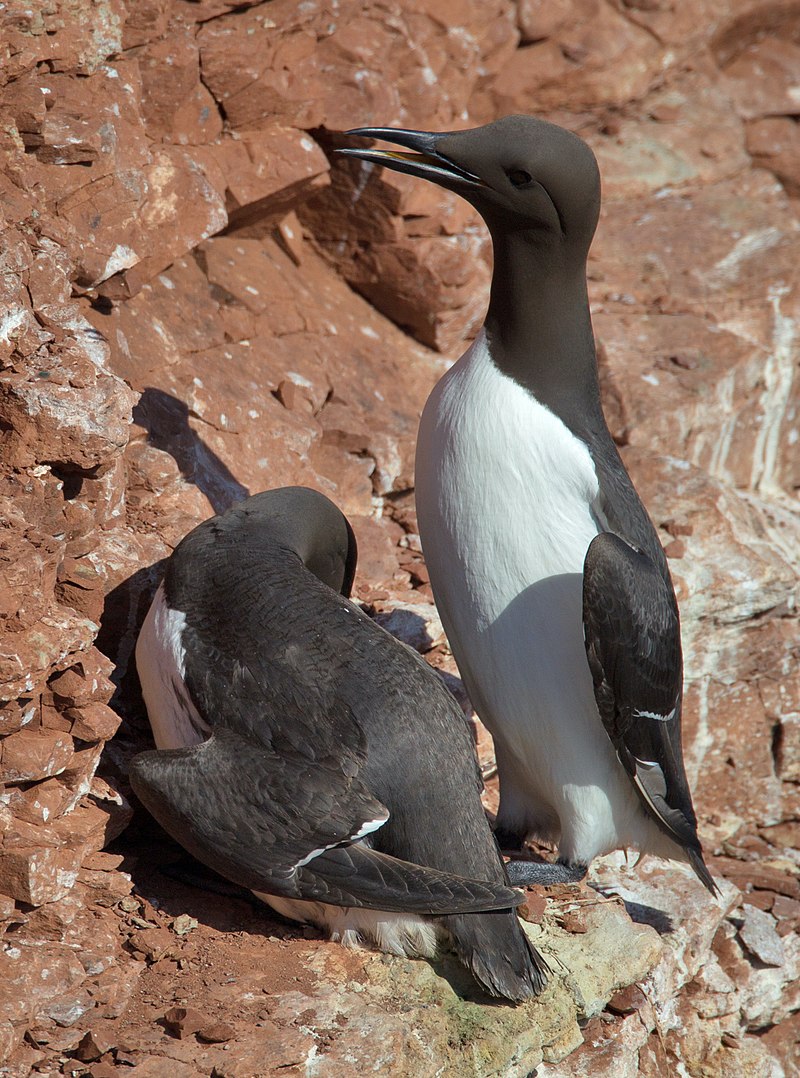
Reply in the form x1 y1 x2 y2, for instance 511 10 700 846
129 734 523 914
582 531 717 894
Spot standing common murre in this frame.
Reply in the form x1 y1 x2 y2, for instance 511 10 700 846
340 117 717 895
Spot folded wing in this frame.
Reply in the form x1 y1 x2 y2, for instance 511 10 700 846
582 531 717 894
129 725 524 915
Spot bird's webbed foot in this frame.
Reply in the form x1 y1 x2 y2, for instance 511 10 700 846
506 859 588 887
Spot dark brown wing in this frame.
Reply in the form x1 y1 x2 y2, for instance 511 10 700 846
583 531 717 894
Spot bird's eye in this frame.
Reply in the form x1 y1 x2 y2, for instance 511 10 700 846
507 169 532 187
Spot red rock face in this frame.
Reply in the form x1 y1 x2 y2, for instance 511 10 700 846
1 0 800 1072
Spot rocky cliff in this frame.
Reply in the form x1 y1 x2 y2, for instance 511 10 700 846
0 0 799 1074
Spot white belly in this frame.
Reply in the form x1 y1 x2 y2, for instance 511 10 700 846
415 331 666 864
135 584 211 750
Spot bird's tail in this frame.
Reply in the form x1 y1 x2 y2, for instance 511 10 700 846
440 908 549 1002
687 844 720 897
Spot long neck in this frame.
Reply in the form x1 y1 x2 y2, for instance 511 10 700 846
482 230 670 569
483 229 605 439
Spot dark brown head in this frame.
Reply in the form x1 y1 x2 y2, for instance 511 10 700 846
339 115 601 259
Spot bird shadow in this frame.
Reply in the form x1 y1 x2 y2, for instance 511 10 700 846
107 814 297 940
134 386 250 515
97 388 251 732
590 885 675 935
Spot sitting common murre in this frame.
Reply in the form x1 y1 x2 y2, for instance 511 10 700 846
340 117 717 894
132 487 547 1000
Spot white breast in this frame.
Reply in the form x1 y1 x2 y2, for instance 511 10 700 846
135 583 211 750
417 330 602 625
415 331 668 864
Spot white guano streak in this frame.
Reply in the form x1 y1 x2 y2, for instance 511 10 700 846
709 227 782 285
750 283 796 496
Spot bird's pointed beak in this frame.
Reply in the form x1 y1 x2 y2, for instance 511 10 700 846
337 126 484 190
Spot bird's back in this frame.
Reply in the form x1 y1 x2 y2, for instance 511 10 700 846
163 496 510 885
135 489 548 1000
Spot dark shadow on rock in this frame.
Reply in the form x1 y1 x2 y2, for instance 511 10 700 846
107 809 295 940
97 563 163 734
593 891 675 935
135 386 249 514
622 899 674 935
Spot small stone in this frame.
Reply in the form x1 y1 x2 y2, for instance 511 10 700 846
560 908 589 934
663 539 686 559
772 893 800 926
172 913 198 936
742 888 774 912
74 1028 115 1062
163 1005 208 1039
738 904 786 967
197 1021 235 1043
662 518 694 537
519 891 547 924
275 379 297 410
88 1064 118 1078
128 927 177 963
373 602 445 653
606 983 647 1015
408 561 430 587
81 851 125 872
24 1027 50 1047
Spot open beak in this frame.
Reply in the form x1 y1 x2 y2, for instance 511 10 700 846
337 127 484 190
